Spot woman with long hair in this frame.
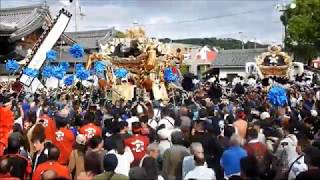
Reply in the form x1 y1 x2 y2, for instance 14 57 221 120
68 134 87 179
77 151 102 180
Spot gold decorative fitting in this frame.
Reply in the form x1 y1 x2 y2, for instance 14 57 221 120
255 45 293 78
267 45 281 53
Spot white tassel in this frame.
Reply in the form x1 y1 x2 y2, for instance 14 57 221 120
137 105 144 114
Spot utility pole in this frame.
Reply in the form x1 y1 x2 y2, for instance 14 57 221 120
74 0 78 32
239 32 244 50
275 2 296 49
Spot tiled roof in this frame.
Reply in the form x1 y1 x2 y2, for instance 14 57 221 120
0 4 51 42
55 50 87 63
0 4 75 45
0 23 16 33
212 48 266 67
65 28 115 49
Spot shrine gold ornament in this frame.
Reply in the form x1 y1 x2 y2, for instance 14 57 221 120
255 45 293 78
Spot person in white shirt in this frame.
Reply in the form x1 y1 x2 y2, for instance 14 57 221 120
107 145 134 176
184 150 216 180
139 143 160 166
157 128 172 157
140 143 165 180
148 107 162 130
182 142 207 178
158 107 175 130
126 103 146 131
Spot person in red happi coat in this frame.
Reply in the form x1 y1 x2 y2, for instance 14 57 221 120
0 97 14 156
124 121 149 167
38 104 56 143
52 114 75 165
32 145 70 180
79 112 102 140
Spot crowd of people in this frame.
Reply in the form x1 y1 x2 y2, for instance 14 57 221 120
0 75 320 180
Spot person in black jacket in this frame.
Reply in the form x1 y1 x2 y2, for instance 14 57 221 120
4 134 32 180
190 120 224 180
296 146 320 180
31 124 50 172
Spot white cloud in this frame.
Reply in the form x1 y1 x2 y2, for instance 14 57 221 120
147 16 172 25
1 0 284 44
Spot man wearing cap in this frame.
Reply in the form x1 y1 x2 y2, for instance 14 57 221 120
157 128 172 157
124 122 150 167
94 153 129 180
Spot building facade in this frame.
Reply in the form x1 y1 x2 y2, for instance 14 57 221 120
0 4 74 75
209 48 266 81
170 43 265 81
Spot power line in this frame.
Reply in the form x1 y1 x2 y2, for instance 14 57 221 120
79 6 274 29
76 0 278 1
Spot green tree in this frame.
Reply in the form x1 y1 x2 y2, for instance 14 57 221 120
282 0 320 63
114 31 126 38
179 64 190 75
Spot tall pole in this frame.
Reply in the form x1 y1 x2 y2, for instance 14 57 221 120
239 32 244 50
74 0 78 32
280 9 287 49
276 2 296 50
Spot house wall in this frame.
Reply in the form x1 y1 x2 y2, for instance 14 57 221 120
184 59 211 76
218 67 246 79
0 75 17 81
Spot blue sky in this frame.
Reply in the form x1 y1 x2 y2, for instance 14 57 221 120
1 0 293 44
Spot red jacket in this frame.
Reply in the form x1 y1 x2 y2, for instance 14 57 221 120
52 127 75 165
79 123 102 139
2 153 32 180
124 134 149 165
0 173 20 180
0 106 14 156
32 161 70 180
244 141 268 160
39 114 57 143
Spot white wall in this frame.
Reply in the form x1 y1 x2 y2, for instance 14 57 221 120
218 68 246 79
185 59 211 75
0 75 98 90
0 76 18 82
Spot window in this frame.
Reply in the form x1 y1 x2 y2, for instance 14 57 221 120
197 65 210 76
227 73 238 82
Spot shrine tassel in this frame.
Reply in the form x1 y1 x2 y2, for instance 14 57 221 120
139 59 145 88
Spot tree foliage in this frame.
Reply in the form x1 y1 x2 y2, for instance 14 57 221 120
283 0 320 63
159 37 267 50
114 31 126 38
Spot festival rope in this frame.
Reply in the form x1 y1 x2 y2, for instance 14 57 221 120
139 59 145 88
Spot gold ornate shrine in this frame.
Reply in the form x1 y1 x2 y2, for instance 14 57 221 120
255 45 293 78
85 26 175 94
86 27 163 72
